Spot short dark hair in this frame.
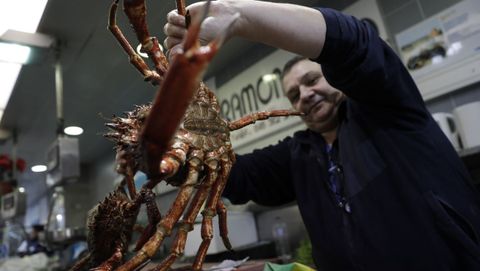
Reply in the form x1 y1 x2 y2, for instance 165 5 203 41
281 56 308 79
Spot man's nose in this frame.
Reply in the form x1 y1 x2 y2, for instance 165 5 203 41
299 85 315 101
296 85 315 113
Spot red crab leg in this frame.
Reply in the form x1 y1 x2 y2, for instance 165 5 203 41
140 0 230 178
176 0 186 17
125 166 137 199
150 154 221 271
228 109 303 131
192 154 234 270
91 246 123 271
116 154 203 271
176 0 191 28
108 0 163 85
216 198 232 251
69 252 91 271
134 188 162 251
123 0 169 78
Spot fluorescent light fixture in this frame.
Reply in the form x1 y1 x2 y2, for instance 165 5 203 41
64 126 84 136
0 62 22 109
31 164 47 172
0 42 31 64
0 0 49 122
0 1 49 35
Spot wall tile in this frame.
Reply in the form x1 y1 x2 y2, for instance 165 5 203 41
377 0 413 15
384 1 423 35
451 81 480 108
425 82 480 112
425 96 456 114
419 0 461 18
318 0 358 10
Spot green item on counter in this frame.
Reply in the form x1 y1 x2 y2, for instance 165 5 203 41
293 237 314 268
263 262 315 271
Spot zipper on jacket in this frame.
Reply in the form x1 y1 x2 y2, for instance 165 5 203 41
319 145 352 214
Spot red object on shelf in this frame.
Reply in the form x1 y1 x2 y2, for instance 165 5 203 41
0 154 26 195
0 154 26 173
16 158 26 172
0 181 14 195
0 154 13 171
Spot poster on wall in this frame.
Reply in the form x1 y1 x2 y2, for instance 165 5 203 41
215 50 303 150
395 0 480 99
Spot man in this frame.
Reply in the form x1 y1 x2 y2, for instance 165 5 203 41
17 224 48 257
164 1 480 270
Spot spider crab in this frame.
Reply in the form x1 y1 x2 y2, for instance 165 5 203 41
69 182 161 271
77 0 302 270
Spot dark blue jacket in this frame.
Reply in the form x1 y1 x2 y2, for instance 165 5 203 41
223 8 480 271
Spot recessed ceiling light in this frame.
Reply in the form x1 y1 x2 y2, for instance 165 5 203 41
262 73 277 82
31 164 47 172
64 126 83 136
18 187 25 193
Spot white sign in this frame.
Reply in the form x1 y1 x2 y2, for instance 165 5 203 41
395 0 480 100
215 50 303 149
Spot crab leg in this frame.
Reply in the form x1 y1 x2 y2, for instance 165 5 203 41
116 154 202 271
123 0 169 77
192 154 234 270
134 188 162 251
176 0 186 17
228 109 303 131
216 198 232 251
108 0 163 85
149 153 221 271
69 252 91 271
125 167 137 199
91 246 123 271
176 0 191 28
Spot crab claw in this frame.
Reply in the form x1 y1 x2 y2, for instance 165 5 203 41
140 0 238 178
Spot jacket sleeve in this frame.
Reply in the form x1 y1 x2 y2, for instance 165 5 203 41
313 8 429 129
222 137 296 206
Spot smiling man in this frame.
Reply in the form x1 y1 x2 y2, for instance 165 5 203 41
164 1 480 270
282 57 345 143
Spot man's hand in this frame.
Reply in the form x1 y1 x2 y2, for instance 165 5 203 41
163 1 242 60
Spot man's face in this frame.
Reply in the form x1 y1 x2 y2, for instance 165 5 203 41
283 59 344 133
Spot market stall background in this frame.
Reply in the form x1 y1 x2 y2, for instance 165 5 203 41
2 0 479 266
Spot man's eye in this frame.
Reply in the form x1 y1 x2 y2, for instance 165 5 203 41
287 91 299 103
306 77 319 86
291 94 299 102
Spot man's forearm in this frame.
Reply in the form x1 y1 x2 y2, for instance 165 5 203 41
228 0 327 58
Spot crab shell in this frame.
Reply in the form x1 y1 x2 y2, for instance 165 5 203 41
86 187 139 266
